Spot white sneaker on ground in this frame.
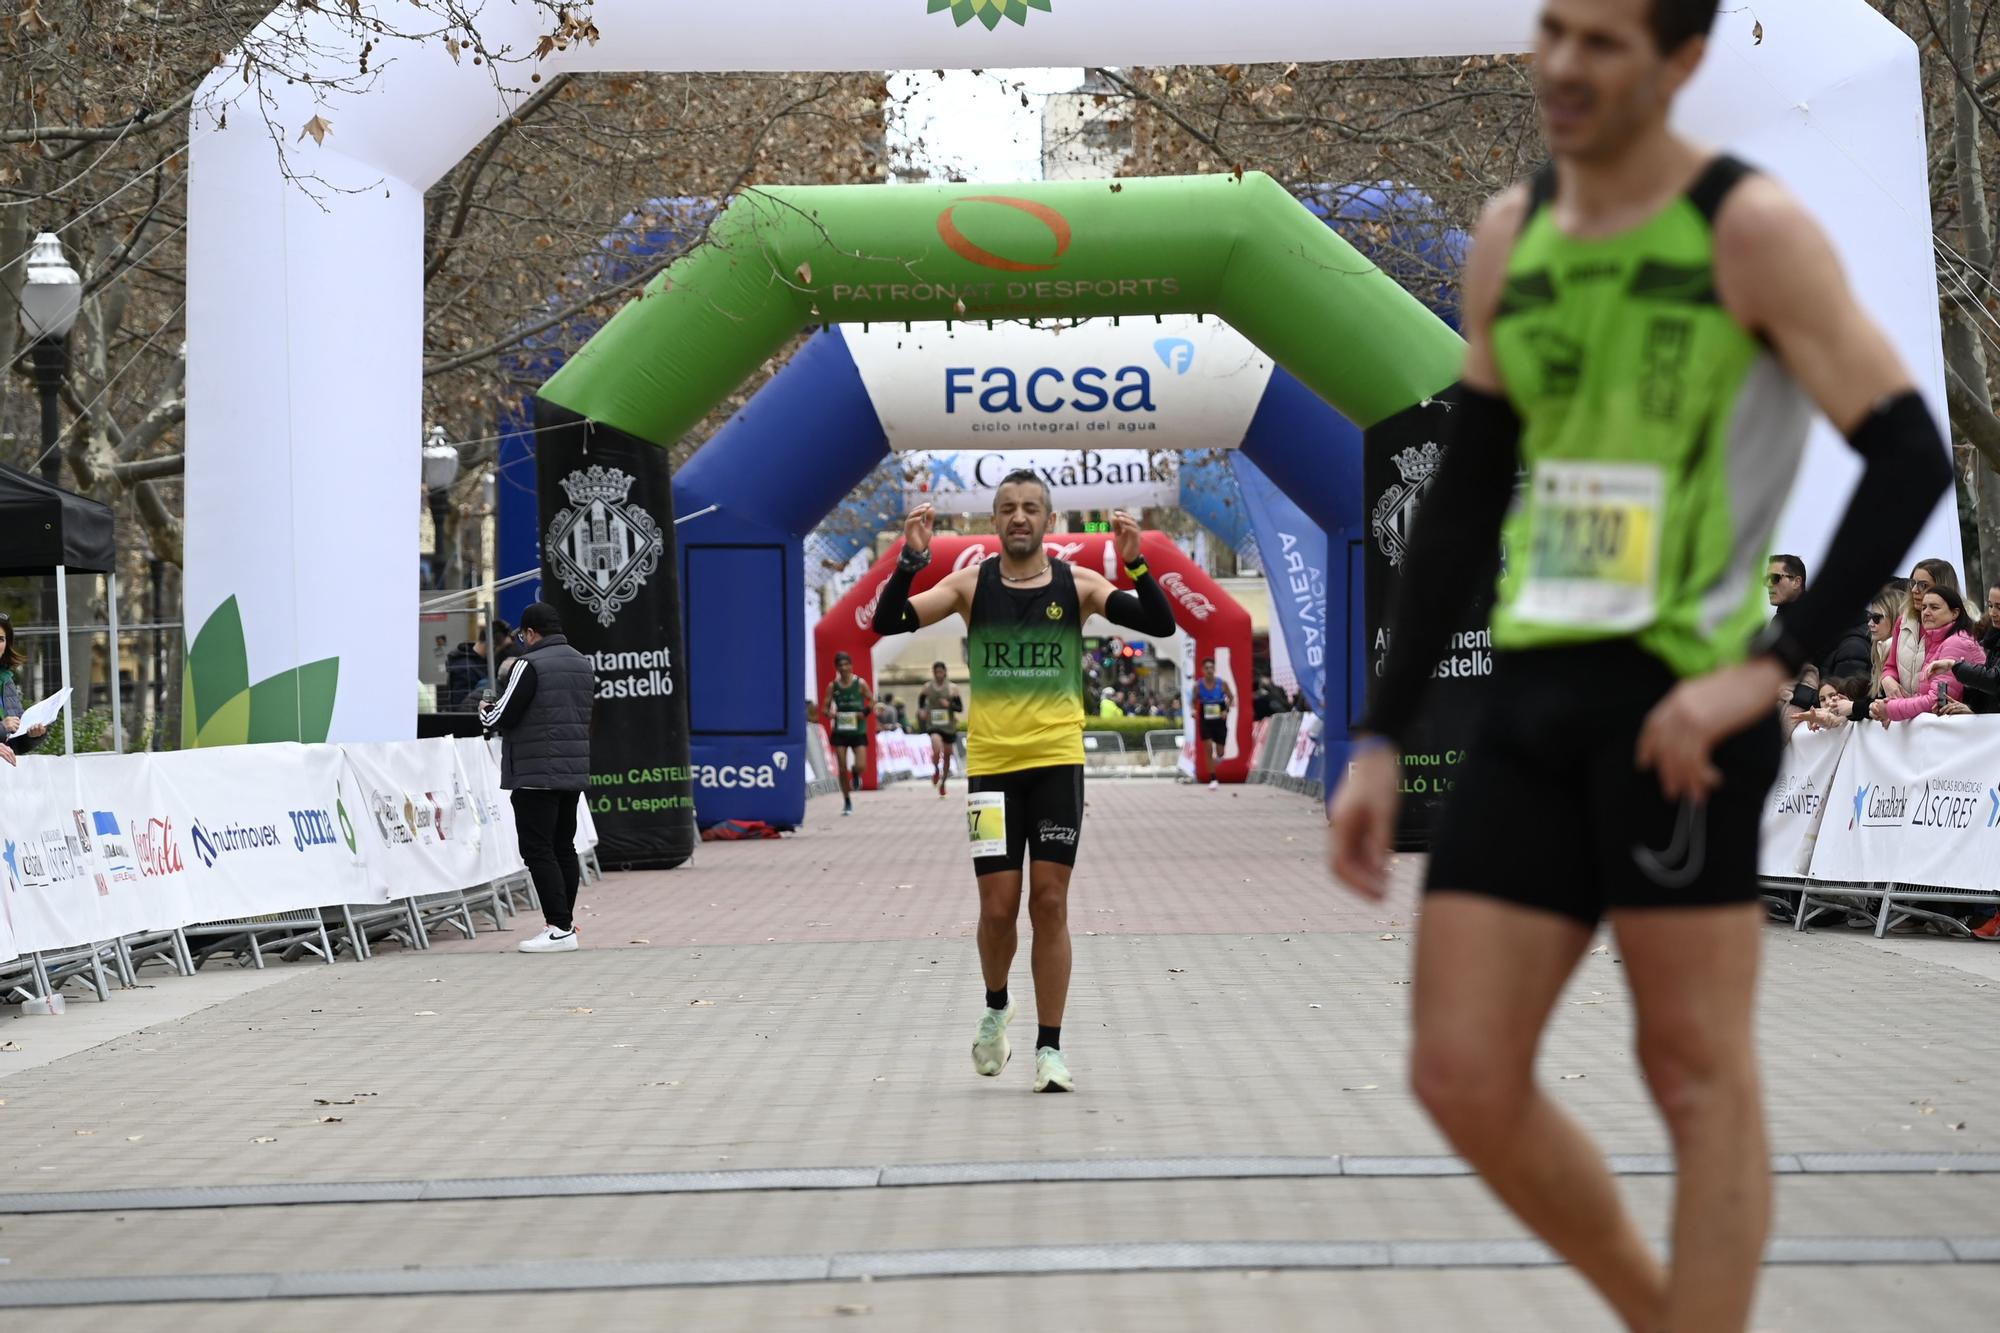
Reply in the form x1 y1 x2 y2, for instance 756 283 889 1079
1208 779 1219 790
518 926 579 953
971 1003 1015 1076
1033 1046 1073 1093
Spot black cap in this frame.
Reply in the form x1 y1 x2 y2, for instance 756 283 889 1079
520 602 563 636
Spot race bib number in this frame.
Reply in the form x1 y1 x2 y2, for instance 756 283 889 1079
1513 460 1663 631
834 710 863 733
967 792 1007 859
930 709 953 728
1203 703 1224 720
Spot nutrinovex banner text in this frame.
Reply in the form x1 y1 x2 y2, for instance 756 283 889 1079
532 404 696 869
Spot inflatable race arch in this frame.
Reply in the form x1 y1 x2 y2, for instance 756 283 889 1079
180 2 1943 870
532 173 1461 860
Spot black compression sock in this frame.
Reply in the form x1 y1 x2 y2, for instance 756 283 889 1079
985 988 1009 1011
1037 1025 1060 1051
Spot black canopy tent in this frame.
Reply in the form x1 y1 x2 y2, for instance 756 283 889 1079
0 462 119 753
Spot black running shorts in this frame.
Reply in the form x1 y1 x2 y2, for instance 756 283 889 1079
1425 642 1782 926
968 765 1085 878
1201 718 1228 746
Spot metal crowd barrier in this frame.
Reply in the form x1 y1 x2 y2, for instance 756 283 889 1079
1762 875 2000 940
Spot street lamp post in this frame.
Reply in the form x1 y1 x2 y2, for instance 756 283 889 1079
422 426 461 590
19 232 82 699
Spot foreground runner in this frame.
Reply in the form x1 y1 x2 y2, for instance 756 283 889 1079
872 475 1175 1091
1193 657 1234 790
822 651 872 816
917 660 963 797
1329 2 1950 1329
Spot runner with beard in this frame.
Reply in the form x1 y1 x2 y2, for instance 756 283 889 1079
871 472 1176 1091
1329 2 1950 1328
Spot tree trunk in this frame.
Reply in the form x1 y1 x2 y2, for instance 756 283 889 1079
1949 0 2000 589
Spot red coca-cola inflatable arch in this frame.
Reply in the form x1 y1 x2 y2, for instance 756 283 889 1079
816 532 1253 788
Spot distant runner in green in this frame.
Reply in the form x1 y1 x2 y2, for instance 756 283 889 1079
823 651 873 817
1330 2 1952 1331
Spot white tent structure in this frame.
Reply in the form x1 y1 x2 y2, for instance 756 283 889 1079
184 0 1942 742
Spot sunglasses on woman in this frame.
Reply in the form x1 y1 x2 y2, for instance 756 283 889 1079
1867 613 1886 624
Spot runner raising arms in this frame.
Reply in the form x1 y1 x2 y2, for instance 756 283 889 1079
872 474 1176 1092
917 661 963 798
1329 2 1950 1330
822 651 872 817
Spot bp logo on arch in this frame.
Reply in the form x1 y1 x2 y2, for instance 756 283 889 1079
928 0 1053 32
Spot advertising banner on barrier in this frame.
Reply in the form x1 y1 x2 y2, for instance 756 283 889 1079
343 740 485 903
1759 724 1851 879
1806 717 2000 889
457 737 528 886
148 744 371 919
1286 712 1323 782
0 758 102 956
70 754 190 941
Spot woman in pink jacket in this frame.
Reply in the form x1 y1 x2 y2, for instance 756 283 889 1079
1870 584 1987 723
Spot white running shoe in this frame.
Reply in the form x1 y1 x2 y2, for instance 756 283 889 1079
1033 1046 1074 1093
518 926 579 954
971 1003 1015 1076
1208 778 1219 790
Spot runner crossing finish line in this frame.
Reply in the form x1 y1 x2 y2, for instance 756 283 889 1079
871 473 1175 1093
917 661 963 798
1329 2 1952 1331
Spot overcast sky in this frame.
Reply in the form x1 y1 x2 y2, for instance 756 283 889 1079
886 67 1084 184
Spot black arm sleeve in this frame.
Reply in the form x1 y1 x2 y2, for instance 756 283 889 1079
479 659 536 734
1104 570 1176 637
1954 639 2000 696
1357 386 1521 749
870 565 920 636
1759 392 1953 672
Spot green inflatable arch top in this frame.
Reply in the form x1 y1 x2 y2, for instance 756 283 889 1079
539 172 1464 441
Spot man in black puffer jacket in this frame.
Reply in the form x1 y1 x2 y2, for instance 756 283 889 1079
481 602 595 953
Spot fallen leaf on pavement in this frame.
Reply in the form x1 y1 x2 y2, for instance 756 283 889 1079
1308 1003 1322 1009
690 999 715 1007
75 1129 96 1136
1342 1084 1379 1091
570 1007 594 1015
629 939 651 945
413 1010 438 1017
314 1098 355 1106
835 1304 872 1316
1561 1074 1587 1080
251 1136 277 1144
1379 934 1399 941
126 1136 142 1142
319 1116 343 1124
0 1041 21 1052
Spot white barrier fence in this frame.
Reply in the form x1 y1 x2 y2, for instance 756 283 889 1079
0 738 597 976
1760 715 2000 933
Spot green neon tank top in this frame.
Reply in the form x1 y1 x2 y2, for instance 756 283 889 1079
1486 157 1813 678
828 675 868 738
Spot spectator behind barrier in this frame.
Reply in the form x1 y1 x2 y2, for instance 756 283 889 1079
1948 583 2000 716
1804 674 1872 731
441 619 513 711
1870 583 1985 724
1882 560 1959 705
1864 586 1907 702
0 612 47 766
1770 554 1871 713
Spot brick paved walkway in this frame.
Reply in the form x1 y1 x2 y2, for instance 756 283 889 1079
2 778 1997 1329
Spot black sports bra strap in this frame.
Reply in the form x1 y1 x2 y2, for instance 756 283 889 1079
1687 154 1756 226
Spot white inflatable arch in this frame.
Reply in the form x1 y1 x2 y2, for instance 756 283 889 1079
185 0 1939 742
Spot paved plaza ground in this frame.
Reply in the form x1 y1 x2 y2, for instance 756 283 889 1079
2 777 1998 1329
